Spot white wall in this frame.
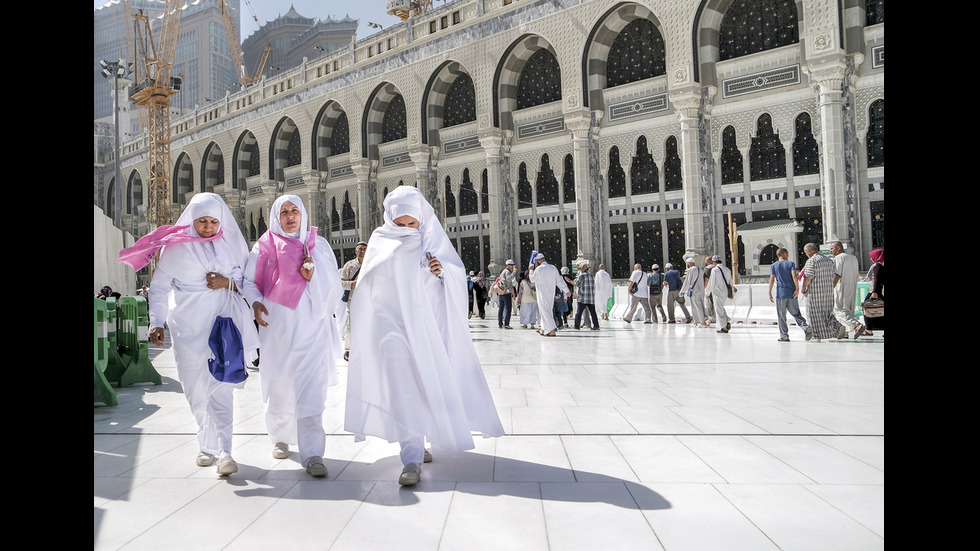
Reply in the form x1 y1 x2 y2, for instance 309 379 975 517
94 205 139 296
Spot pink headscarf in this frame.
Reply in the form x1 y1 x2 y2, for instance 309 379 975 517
869 249 884 264
252 195 318 310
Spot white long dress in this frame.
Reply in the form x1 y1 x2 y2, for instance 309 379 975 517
529 261 569 334
594 269 612 316
345 186 504 456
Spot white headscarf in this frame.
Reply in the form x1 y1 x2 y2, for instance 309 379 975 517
268 194 310 243
158 193 248 281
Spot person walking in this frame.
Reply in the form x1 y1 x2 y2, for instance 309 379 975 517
472 272 488 319
767 247 809 341
622 263 652 324
529 252 570 336
830 241 867 339
800 243 844 341
862 248 885 336
516 269 538 329
344 186 504 486
594 263 613 321
242 195 344 478
679 257 707 327
495 260 518 329
662 263 691 323
646 264 668 323
706 255 736 333
572 260 599 330
339 241 367 361
119 192 259 476
561 267 576 326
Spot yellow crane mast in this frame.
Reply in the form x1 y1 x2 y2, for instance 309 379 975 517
219 0 271 87
386 0 432 20
130 0 183 228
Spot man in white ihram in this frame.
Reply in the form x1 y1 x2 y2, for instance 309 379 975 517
529 252 569 337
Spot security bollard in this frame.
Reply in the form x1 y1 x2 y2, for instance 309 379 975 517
94 297 118 406
115 296 161 387
102 296 129 384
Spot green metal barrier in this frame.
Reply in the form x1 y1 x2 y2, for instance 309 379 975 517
101 297 129 384
94 298 118 407
855 281 871 317
114 296 161 387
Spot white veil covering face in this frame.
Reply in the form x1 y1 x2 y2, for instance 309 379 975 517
345 186 503 453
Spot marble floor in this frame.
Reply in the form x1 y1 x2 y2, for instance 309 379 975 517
95 312 884 551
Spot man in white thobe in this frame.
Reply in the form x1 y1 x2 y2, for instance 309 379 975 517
830 240 866 339
706 255 736 333
594 263 613 320
529 252 569 336
679 257 706 326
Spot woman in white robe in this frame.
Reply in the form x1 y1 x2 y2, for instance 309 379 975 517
240 195 343 478
121 192 258 476
594 265 613 320
345 186 504 486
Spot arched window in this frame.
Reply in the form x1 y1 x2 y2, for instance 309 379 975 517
867 100 884 167
381 94 407 143
330 197 340 232
866 0 884 25
536 154 559 206
459 169 478 215
721 126 743 185
759 243 779 265
445 177 457 218
630 136 658 195
518 163 532 208
719 0 799 61
287 131 301 167
608 146 626 198
342 191 356 230
516 49 561 110
443 74 476 128
562 154 575 203
792 113 819 176
749 114 786 181
330 112 350 156
606 19 666 88
664 136 682 192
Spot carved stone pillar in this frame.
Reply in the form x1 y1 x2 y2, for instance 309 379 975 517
410 146 440 224
808 60 850 245
670 89 713 259
479 130 506 274
351 160 376 242
565 112 601 267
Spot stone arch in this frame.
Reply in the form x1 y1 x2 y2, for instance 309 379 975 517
201 142 223 193
422 60 476 147
126 170 143 218
269 116 301 182
362 81 405 160
494 34 559 132
313 100 350 170
583 2 666 110
172 152 194 206
232 130 261 190
693 0 804 86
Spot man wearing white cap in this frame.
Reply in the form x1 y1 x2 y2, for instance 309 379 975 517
706 255 736 333
496 259 518 329
622 263 652 324
594 263 613 321
679 257 707 326
529 252 569 336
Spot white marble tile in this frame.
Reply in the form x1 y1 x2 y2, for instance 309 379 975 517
669 406 769 434
678 436 813 484
745 436 884 485
441 482 549 551
804 483 884 538
510 406 573 434
560 435 639 482
493 436 574 482
328 482 456 551
541 482 664 550
611 435 726 483
563 406 637 434
616 406 702 434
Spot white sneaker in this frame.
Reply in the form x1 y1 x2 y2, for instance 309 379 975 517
272 442 289 459
196 451 216 467
216 455 238 476
423 449 432 463
398 463 421 486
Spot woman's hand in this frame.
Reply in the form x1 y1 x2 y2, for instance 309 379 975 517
206 272 234 291
149 327 165 347
300 256 315 282
428 255 443 277
253 301 270 327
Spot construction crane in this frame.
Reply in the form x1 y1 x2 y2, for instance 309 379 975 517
386 0 432 20
130 0 183 228
218 0 271 87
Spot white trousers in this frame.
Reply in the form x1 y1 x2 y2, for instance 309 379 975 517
399 436 425 466
196 383 235 456
266 411 326 466
713 295 731 329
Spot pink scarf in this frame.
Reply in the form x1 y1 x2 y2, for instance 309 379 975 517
254 226 318 310
117 224 223 271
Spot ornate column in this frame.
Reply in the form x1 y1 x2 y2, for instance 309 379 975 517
565 111 601 267
410 145 441 224
808 60 850 245
781 139 797 218
351 159 376 242
670 88 714 259
739 146 751 220
479 129 507 273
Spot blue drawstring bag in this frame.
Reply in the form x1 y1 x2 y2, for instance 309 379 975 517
207 285 248 384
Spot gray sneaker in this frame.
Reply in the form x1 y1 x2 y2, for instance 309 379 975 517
398 463 422 486
272 442 290 459
804 326 813 341
216 455 238 476
196 451 216 467
306 456 328 477
423 449 432 463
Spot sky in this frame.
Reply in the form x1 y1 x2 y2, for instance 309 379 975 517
94 0 410 43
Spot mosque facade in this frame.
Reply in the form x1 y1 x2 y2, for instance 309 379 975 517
102 0 885 279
